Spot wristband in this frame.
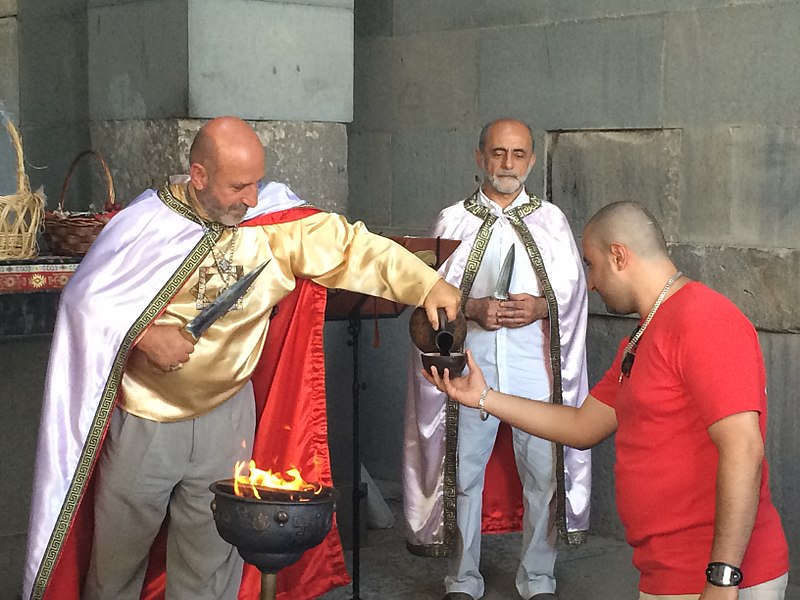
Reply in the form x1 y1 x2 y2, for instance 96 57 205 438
478 386 492 421
705 562 743 587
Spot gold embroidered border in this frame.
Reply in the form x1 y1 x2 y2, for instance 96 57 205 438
458 190 585 545
506 202 573 544
31 196 220 600
405 387 461 559
159 186 212 228
459 191 497 309
566 530 588 545
417 190 498 556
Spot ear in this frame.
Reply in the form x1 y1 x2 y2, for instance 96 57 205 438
189 162 208 191
529 151 537 171
609 242 629 271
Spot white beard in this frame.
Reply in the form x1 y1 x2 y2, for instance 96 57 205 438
487 174 524 195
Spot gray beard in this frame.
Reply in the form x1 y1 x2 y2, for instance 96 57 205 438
486 174 525 195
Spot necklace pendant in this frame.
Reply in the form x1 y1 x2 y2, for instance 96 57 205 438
218 258 231 272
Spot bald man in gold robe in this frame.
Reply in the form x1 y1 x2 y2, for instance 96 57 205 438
24 117 460 600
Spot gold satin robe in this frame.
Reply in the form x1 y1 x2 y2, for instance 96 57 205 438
122 186 440 422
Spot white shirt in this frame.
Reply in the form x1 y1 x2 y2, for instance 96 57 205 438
464 188 551 399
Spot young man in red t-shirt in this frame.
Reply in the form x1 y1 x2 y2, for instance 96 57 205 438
425 201 789 599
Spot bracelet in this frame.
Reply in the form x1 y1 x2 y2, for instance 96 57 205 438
705 562 743 587
478 386 492 421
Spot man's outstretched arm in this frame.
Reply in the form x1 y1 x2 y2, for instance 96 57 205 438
425 350 617 449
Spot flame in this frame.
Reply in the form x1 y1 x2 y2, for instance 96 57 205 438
233 459 322 499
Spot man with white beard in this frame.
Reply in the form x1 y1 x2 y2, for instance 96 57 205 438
403 119 592 600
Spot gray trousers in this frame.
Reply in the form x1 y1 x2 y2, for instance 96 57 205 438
639 573 789 600
446 401 557 599
83 382 255 600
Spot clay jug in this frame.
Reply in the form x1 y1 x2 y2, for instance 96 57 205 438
409 307 468 377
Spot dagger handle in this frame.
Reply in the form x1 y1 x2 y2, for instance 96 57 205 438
180 327 199 344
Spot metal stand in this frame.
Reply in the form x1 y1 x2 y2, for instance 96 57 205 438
260 573 277 600
346 315 362 600
326 242 460 598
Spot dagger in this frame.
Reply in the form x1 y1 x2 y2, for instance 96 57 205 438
183 259 271 341
492 245 514 300
492 245 515 301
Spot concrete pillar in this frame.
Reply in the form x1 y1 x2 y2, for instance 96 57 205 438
14 0 90 206
2 1 356 596
84 0 359 551
86 0 354 207
0 0 19 195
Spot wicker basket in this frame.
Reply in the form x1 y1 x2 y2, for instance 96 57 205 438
0 115 46 259
43 150 120 256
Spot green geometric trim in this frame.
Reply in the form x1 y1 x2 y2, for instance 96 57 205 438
461 191 498 308
505 202 571 545
30 197 221 600
565 529 588 546
158 186 221 231
422 190 498 557
441 386 461 556
438 190 585 556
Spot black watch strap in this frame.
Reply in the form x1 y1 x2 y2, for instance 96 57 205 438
706 562 743 587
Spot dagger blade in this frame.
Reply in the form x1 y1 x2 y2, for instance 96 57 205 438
492 245 515 301
184 259 271 341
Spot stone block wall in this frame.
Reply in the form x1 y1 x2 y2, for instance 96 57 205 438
1 1 354 597
349 0 800 577
16 0 90 210
0 335 50 599
88 119 347 210
0 2 19 196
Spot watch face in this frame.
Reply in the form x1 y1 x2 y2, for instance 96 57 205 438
706 563 743 587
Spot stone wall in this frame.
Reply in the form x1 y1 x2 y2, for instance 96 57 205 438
0 335 50 599
349 0 800 577
0 1 354 597
16 0 91 210
0 1 19 196
89 119 348 210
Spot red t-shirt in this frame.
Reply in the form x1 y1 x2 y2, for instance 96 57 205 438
591 282 788 594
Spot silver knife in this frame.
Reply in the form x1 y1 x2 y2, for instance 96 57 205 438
492 246 515 301
183 259 271 341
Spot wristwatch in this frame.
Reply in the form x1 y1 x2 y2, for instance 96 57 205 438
705 562 743 587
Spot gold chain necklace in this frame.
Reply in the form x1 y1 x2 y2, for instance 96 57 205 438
618 270 683 383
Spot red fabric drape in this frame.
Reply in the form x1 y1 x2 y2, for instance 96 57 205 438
41 479 95 600
238 208 349 599
40 206 349 600
238 279 350 599
481 423 524 533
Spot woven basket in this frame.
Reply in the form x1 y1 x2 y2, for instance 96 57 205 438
0 115 45 259
43 150 120 256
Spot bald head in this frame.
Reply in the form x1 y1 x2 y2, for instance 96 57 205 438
189 117 264 172
478 118 535 152
584 201 669 261
188 117 265 226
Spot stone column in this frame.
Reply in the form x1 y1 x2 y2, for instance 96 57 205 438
15 0 90 206
85 0 361 547
86 0 354 211
0 0 20 194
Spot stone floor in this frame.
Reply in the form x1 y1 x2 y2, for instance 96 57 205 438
320 501 799 600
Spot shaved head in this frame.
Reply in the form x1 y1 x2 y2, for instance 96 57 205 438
189 116 263 172
188 117 265 225
584 201 669 260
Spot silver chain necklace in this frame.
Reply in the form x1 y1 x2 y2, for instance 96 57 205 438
618 270 683 383
210 226 239 288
